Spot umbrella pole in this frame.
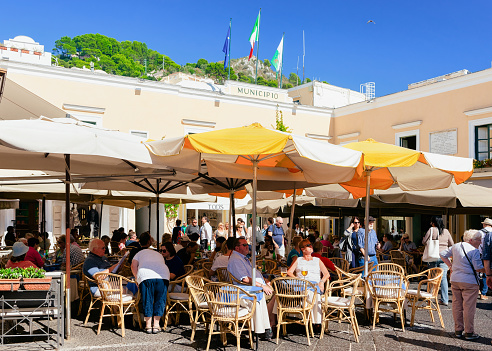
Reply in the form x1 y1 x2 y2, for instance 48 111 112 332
64 154 71 340
364 169 372 278
251 160 258 286
148 199 151 233
99 201 104 239
289 185 297 247
156 179 160 249
229 190 234 237
41 195 46 235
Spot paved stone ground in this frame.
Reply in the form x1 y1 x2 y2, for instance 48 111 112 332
2 285 492 351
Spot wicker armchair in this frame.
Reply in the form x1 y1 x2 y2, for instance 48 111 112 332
216 267 231 283
258 259 277 274
79 274 103 321
272 277 316 345
204 282 256 351
185 275 212 341
321 274 362 342
406 267 444 328
202 261 213 278
389 250 408 274
92 272 141 337
375 262 405 275
162 267 201 329
194 258 209 270
330 257 350 272
366 270 407 331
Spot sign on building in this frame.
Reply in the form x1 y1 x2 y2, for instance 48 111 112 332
429 129 458 155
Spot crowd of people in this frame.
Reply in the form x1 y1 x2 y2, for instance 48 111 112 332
3 212 492 343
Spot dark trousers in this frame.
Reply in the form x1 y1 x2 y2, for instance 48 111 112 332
140 278 169 317
201 239 208 250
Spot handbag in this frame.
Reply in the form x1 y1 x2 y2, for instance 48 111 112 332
461 243 485 292
422 227 440 262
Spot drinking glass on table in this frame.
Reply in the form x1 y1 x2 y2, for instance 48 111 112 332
280 267 287 277
301 269 308 277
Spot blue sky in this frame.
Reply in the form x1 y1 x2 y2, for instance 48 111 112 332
3 1 492 96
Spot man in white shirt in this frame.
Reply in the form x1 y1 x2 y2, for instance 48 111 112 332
200 216 213 250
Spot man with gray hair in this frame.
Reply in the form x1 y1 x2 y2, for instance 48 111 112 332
268 216 285 258
83 239 118 296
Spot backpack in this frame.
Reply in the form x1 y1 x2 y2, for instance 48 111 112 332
340 235 352 252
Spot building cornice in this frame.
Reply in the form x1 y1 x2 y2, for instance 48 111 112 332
0 60 333 117
391 120 422 130
464 106 492 117
333 67 492 117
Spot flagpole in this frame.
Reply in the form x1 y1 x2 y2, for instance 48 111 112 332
255 8 261 85
302 30 305 84
228 18 232 80
280 32 284 89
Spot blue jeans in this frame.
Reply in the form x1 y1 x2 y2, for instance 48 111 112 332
140 278 169 317
481 273 488 295
428 260 449 304
358 255 378 277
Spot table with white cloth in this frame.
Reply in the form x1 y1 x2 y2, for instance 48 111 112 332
237 285 269 334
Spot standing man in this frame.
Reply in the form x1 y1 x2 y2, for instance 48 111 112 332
200 216 213 250
5 226 15 246
185 218 200 242
481 218 492 297
358 216 380 275
268 217 286 258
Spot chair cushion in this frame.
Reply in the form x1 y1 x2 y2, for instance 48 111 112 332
106 293 134 302
198 301 208 309
343 286 364 295
323 296 350 307
407 289 433 299
214 306 249 318
169 292 189 300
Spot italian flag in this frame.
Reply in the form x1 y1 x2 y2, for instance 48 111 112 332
271 36 284 73
248 11 260 60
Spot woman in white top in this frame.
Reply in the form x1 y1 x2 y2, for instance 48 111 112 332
131 247 170 334
287 239 329 293
210 237 234 278
214 222 228 240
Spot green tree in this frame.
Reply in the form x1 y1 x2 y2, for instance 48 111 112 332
274 104 292 132
282 83 293 89
289 73 300 85
263 59 271 68
196 58 208 69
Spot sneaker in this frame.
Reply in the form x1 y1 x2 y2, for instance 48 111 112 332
264 328 273 340
439 300 448 306
464 333 480 340
454 331 463 338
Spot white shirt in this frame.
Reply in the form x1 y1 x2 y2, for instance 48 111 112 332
295 256 321 283
201 222 213 241
133 249 170 284
211 254 230 271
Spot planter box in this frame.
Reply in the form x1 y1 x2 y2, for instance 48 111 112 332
23 277 52 290
0 46 6 50
34 51 42 56
21 49 29 54
10 48 18 52
0 279 21 291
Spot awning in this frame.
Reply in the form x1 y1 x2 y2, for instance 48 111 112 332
0 76 67 120
0 199 19 209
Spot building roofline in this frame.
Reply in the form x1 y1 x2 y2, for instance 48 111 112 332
333 67 492 117
0 60 333 117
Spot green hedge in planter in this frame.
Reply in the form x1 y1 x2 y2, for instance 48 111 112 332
19 267 46 278
0 268 23 279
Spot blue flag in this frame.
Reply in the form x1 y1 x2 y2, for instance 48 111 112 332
223 26 230 70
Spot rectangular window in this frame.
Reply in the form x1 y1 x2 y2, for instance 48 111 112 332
475 124 492 161
400 135 417 150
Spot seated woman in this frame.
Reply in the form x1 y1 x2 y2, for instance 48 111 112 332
209 236 226 263
286 239 330 327
6 242 37 269
160 242 185 280
286 236 303 267
378 233 394 260
288 239 330 292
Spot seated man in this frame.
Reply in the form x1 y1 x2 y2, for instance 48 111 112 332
227 237 275 340
83 239 119 297
379 233 393 260
59 234 85 268
176 241 198 266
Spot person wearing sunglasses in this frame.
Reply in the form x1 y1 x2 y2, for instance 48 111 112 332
227 237 276 340
160 242 185 281
342 216 363 268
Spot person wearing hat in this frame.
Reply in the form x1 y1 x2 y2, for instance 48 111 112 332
400 233 419 274
5 242 37 269
357 216 380 275
174 234 190 252
479 218 492 299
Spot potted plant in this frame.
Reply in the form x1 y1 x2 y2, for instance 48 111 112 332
21 267 52 290
0 268 22 291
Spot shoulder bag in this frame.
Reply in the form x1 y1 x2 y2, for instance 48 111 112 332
461 243 484 292
422 227 440 262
